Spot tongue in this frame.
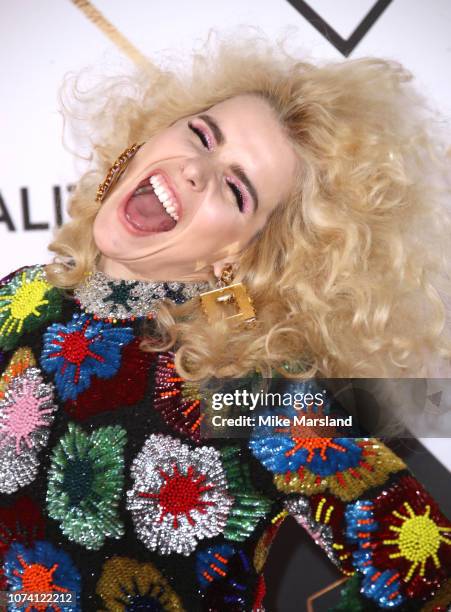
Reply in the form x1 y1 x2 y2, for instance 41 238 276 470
124 190 177 233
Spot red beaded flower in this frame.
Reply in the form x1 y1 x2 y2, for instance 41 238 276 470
346 475 451 602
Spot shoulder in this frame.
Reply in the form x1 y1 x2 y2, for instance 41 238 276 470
0 263 55 286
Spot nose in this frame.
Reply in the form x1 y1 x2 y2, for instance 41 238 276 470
181 157 213 192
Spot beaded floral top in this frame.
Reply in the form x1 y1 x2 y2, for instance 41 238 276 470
0 264 450 611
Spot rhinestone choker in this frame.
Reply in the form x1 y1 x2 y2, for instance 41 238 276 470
73 269 211 323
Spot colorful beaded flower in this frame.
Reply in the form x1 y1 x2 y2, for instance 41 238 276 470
345 476 451 607
249 406 405 501
40 312 134 401
4 540 81 611
153 352 205 443
96 556 185 611
0 266 62 351
0 497 45 590
64 337 154 422
220 446 271 542
196 544 252 611
0 365 57 494
46 422 126 550
126 433 233 555
285 494 355 575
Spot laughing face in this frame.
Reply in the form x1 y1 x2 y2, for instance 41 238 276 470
93 94 299 282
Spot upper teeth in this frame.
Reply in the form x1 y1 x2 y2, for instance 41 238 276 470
149 175 179 221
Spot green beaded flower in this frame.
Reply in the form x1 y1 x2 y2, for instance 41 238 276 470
221 446 271 542
0 266 62 351
46 422 127 550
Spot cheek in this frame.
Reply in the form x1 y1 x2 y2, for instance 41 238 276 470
92 205 122 253
92 212 110 252
196 207 243 243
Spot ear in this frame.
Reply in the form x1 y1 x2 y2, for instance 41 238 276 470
212 255 240 280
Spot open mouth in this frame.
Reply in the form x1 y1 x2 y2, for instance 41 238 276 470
123 172 180 234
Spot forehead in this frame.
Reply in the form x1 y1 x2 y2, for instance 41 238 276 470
198 95 298 209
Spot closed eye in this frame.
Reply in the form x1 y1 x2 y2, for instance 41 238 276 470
226 180 244 212
188 121 246 213
188 122 211 150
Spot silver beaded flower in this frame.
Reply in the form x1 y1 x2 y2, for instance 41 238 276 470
0 367 57 493
126 434 233 556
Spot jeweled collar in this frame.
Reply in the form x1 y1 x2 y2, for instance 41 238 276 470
73 269 211 323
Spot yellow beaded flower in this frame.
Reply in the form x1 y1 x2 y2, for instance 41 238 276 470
0 266 62 350
96 556 185 611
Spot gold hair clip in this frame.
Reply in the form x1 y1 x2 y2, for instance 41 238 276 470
96 143 144 203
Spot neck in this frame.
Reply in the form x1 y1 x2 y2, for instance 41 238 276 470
74 263 212 322
97 255 213 283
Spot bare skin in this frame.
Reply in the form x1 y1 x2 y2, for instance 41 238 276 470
94 94 298 282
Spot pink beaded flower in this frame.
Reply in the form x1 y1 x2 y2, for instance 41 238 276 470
0 365 57 493
126 434 233 555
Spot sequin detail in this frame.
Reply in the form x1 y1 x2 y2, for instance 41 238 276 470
74 269 210 321
220 446 271 542
420 577 451 611
126 434 233 555
196 544 237 588
345 476 451 607
0 497 45 590
0 347 36 400
46 422 126 550
0 266 62 351
96 556 185 611
153 352 204 443
285 494 355 575
41 312 133 400
4 540 81 611
249 409 406 500
253 511 287 574
65 337 154 421
197 545 252 611
0 366 57 493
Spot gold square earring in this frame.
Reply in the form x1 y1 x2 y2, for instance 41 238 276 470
199 263 257 325
96 143 144 203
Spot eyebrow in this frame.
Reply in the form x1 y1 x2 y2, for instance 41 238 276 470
198 113 259 212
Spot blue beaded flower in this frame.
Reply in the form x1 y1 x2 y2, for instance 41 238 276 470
40 312 133 400
4 540 81 611
250 404 362 476
249 403 405 500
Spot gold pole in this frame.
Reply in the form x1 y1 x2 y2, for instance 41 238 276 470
70 0 156 70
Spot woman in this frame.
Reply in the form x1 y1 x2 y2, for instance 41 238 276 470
0 35 450 610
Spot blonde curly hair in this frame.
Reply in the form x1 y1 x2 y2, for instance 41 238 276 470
46 32 451 381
